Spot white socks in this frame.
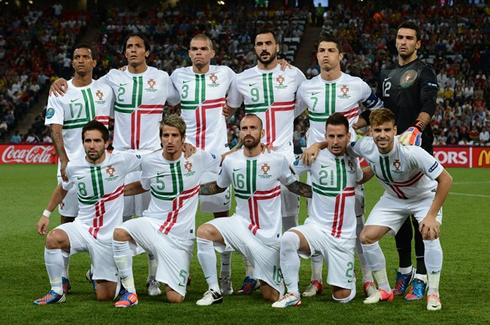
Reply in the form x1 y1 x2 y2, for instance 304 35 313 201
113 239 136 293
362 242 390 292
424 239 443 295
280 231 301 295
197 237 220 292
45 248 63 295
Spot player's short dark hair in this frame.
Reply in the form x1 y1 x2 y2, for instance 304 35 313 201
123 33 151 54
82 120 109 142
325 112 349 133
160 114 186 138
255 29 278 44
190 34 214 51
73 43 95 59
317 33 342 53
397 21 421 41
241 113 263 130
369 108 396 127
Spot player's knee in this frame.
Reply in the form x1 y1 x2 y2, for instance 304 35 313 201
260 282 279 302
95 290 114 301
166 290 184 303
332 287 355 303
332 288 350 300
113 227 130 241
359 229 376 245
45 229 68 249
196 224 217 240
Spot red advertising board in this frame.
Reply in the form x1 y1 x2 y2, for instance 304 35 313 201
433 146 490 168
1 144 489 167
0 144 58 164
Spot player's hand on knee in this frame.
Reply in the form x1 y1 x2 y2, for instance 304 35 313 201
419 218 440 240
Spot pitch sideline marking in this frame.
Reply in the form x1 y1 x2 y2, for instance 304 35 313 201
449 192 490 198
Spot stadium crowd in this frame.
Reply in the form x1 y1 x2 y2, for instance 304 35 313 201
0 1 488 147
0 4 89 142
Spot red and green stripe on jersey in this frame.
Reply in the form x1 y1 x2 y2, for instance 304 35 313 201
312 158 354 238
375 156 425 199
149 161 199 235
308 83 359 123
114 76 164 149
245 73 294 146
180 74 226 150
233 160 281 235
77 166 124 239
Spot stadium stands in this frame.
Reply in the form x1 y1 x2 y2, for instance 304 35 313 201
0 2 487 147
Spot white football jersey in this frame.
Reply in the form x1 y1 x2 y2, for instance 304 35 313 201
349 137 444 199
171 65 235 154
140 149 221 240
296 72 383 146
228 65 306 158
292 150 362 239
217 150 296 244
45 79 114 160
100 67 180 152
62 152 142 241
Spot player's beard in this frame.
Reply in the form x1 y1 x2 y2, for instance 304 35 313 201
86 148 105 163
257 50 277 66
242 135 260 149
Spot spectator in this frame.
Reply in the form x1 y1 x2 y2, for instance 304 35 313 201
479 126 490 146
0 120 8 140
469 125 480 143
10 130 22 143
25 130 39 143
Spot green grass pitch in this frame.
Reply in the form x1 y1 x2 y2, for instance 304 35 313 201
0 165 489 324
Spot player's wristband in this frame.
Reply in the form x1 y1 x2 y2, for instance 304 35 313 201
43 209 52 218
414 119 425 132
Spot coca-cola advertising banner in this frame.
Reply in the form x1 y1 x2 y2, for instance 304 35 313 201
433 146 490 168
0 144 58 164
1 145 489 167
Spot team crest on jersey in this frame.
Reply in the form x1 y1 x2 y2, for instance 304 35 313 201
338 85 351 99
184 161 195 177
400 70 418 88
96 90 104 100
207 73 220 87
259 163 272 179
275 75 288 89
393 159 402 173
95 90 106 104
145 79 158 92
105 165 118 181
347 159 355 172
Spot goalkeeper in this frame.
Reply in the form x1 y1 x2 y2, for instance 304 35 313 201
357 21 438 302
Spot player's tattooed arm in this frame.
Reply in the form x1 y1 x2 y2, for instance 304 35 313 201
285 181 312 198
124 181 147 196
200 181 226 195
